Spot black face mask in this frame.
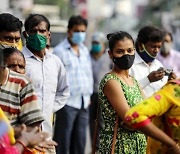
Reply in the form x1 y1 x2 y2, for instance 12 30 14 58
113 54 135 70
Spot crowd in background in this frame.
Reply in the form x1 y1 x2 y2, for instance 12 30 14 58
0 12 180 154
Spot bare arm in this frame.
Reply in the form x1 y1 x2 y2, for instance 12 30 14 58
104 79 129 120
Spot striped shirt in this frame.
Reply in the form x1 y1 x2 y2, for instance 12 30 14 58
0 69 44 126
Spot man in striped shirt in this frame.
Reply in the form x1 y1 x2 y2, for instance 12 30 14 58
0 13 44 137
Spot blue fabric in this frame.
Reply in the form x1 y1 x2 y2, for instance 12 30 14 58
53 38 93 109
53 105 89 154
0 121 8 138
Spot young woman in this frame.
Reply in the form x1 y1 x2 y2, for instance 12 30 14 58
98 31 146 153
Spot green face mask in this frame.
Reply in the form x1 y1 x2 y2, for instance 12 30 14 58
27 33 47 51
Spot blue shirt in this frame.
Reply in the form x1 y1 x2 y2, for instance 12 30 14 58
53 38 93 109
22 46 70 134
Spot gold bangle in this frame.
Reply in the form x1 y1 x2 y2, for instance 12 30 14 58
16 140 27 150
168 142 179 150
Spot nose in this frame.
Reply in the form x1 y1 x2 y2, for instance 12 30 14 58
14 66 21 73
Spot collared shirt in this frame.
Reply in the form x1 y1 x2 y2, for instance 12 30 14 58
157 49 180 77
91 51 112 93
129 52 167 98
22 46 70 134
53 38 93 109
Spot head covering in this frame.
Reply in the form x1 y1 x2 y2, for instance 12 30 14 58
92 32 105 43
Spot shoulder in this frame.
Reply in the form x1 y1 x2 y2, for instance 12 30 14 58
9 70 32 87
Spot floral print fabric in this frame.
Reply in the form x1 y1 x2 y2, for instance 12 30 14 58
125 79 180 154
98 73 146 154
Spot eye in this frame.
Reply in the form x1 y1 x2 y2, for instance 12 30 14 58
127 48 134 53
19 65 25 69
116 49 124 54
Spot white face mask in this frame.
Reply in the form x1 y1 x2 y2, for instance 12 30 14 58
161 42 172 54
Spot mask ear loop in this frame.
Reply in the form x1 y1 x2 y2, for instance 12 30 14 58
141 44 156 58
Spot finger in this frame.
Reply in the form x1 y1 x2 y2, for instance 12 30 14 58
34 145 45 152
45 140 58 146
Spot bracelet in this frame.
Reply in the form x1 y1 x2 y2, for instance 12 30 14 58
168 142 179 150
16 140 27 150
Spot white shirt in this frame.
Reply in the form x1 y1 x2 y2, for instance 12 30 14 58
53 38 93 109
130 52 168 98
22 46 70 135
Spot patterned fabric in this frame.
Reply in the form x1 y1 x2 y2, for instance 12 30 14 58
98 73 147 154
53 38 93 109
125 78 180 154
0 69 44 126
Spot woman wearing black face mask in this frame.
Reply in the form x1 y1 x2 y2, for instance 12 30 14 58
98 31 147 154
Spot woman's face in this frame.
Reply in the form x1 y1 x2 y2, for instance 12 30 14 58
6 53 25 74
109 38 135 59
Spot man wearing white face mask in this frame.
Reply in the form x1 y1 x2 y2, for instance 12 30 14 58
157 31 180 77
53 15 93 154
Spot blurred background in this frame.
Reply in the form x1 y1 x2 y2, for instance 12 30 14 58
1 0 180 50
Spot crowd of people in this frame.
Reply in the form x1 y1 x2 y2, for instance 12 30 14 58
0 12 180 154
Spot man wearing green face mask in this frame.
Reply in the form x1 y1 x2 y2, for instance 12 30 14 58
22 14 70 153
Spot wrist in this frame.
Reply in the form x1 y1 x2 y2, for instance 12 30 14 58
168 142 179 150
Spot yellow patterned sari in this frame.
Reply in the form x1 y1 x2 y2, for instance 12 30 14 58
125 79 180 154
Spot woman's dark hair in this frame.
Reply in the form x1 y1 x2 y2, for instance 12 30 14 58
136 25 165 50
107 31 134 51
3 47 25 64
24 14 50 31
0 13 23 33
68 15 88 29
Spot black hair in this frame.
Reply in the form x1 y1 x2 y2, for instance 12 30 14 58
107 31 134 51
68 15 88 29
136 26 165 49
0 13 23 33
24 14 50 31
3 47 25 63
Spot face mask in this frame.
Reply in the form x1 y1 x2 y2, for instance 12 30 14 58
113 54 135 70
161 42 172 54
71 32 86 45
27 33 47 51
0 41 19 50
138 44 156 63
91 44 102 53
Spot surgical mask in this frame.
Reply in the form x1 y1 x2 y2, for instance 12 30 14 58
0 41 20 50
91 44 102 53
26 33 47 51
161 42 172 54
113 54 135 70
71 32 86 45
138 44 156 63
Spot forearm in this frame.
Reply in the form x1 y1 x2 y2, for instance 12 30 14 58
138 122 176 147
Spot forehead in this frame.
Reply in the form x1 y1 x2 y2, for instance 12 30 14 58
113 38 134 49
71 24 86 31
146 41 162 46
0 31 21 39
7 52 25 62
29 21 48 30
164 34 171 42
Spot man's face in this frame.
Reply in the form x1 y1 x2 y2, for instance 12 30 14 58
143 41 162 57
0 31 21 44
26 21 50 39
68 24 86 39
